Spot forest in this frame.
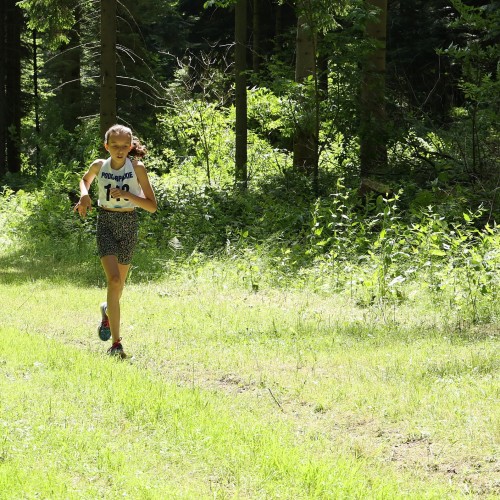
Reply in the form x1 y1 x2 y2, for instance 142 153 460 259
1 1 499 498
1 0 498 194
1 0 499 303
0 0 499 301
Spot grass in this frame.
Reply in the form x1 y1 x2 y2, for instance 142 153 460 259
0 249 499 499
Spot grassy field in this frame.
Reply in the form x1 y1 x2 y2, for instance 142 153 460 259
0 250 498 499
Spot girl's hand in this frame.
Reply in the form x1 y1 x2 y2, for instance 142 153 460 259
74 195 92 218
110 187 130 200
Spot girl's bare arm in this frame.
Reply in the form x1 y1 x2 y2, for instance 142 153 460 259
74 160 102 217
109 161 158 213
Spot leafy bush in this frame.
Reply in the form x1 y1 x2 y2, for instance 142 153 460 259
1 156 498 326
0 168 96 260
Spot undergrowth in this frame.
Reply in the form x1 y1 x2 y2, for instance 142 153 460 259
0 167 498 328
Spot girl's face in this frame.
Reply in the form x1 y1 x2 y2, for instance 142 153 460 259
105 133 132 163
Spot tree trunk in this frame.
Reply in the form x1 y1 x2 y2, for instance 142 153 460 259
293 7 318 186
274 1 282 43
252 0 262 72
5 0 22 174
100 0 117 142
62 6 82 132
235 0 248 190
48 6 82 134
317 36 328 99
359 0 388 180
33 30 41 177
0 0 6 176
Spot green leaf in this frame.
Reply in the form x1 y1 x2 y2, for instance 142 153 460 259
430 249 446 256
388 276 405 287
316 240 329 247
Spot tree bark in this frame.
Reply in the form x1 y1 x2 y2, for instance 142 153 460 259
274 1 282 43
293 7 318 184
33 30 41 177
235 0 248 190
252 0 262 72
5 0 22 173
100 0 117 142
0 0 6 176
317 36 328 99
62 6 82 132
359 0 388 180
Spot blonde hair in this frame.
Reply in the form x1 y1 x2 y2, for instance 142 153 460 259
104 124 147 158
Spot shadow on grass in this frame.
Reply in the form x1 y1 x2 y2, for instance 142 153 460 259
2 167 353 283
0 245 101 287
0 243 172 287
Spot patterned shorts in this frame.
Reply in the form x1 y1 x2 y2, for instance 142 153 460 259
97 208 138 265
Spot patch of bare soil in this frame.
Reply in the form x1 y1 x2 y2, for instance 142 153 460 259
209 370 500 498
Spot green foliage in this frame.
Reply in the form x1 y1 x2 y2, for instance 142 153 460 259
158 101 233 186
203 0 235 7
2 10 499 330
442 1 499 179
3 151 497 327
247 87 288 146
0 187 32 249
19 0 77 47
308 191 499 324
0 168 95 261
156 52 234 185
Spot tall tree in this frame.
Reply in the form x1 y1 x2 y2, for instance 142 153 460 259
235 0 248 190
387 0 457 121
32 30 41 176
293 3 318 185
5 0 23 173
359 0 388 180
252 0 261 71
100 0 117 140
446 0 500 181
45 6 82 133
0 0 6 176
60 6 82 131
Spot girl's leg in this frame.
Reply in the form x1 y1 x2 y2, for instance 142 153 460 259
100 255 131 343
117 263 131 299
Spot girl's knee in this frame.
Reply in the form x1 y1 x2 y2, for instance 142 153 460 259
107 274 122 289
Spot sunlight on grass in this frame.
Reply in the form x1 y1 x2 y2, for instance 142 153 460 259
0 327 457 499
0 256 498 498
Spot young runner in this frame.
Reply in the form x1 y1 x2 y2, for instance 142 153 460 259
74 124 157 357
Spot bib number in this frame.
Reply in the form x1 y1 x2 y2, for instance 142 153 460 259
104 183 130 202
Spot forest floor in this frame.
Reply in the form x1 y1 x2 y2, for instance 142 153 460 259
0 252 498 499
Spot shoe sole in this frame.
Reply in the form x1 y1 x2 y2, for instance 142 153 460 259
98 302 111 341
108 350 128 360
98 325 111 341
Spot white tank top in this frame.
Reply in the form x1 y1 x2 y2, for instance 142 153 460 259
97 157 143 209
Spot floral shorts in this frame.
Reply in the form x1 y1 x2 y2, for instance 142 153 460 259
97 208 138 265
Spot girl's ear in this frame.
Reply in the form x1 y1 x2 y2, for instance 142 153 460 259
104 142 109 151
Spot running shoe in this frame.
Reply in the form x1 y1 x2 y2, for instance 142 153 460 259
107 339 127 359
97 302 111 341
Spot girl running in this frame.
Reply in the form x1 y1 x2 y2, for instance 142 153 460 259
74 124 157 357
